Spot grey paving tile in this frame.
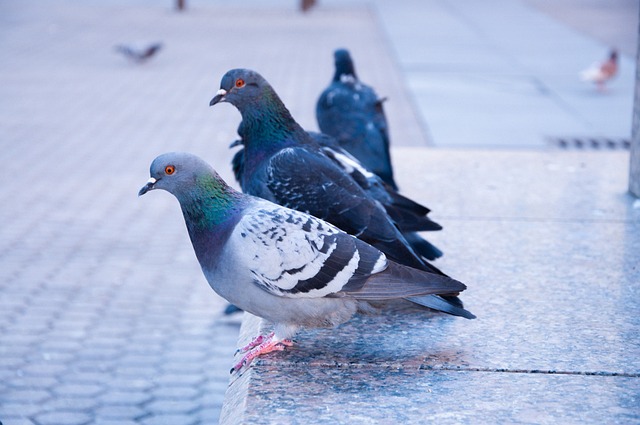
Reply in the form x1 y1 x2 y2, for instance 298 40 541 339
4 376 58 390
99 390 153 406
1 389 51 404
93 405 147 420
140 414 199 425
0 418 38 425
39 397 100 413
0 401 45 417
52 383 105 398
145 399 201 415
151 385 201 401
32 411 92 425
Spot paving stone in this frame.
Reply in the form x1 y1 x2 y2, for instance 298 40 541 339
105 378 155 392
151 385 201 400
52 383 105 397
32 411 92 425
2 388 51 403
40 397 99 413
0 401 46 417
99 390 153 406
93 420 140 425
93 405 147 420
153 373 205 387
0 418 37 425
5 375 58 390
140 414 199 425
145 399 201 415
19 363 68 378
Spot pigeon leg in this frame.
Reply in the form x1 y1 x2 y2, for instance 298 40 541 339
231 334 293 373
236 332 273 354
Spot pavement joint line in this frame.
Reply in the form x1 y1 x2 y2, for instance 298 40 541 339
421 366 640 378
247 362 640 378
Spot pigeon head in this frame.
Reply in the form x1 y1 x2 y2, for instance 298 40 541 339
209 68 305 147
139 152 227 201
333 48 357 81
209 68 269 111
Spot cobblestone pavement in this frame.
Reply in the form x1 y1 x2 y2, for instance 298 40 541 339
0 1 425 424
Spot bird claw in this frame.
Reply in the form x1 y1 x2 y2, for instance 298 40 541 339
230 334 293 374
235 332 273 354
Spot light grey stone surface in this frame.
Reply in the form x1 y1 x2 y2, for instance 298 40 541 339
222 149 640 424
630 5 640 197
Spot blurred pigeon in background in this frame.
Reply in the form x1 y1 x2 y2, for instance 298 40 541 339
115 42 163 64
139 152 470 372
211 68 472 318
317 48 397 189
580 48 618 90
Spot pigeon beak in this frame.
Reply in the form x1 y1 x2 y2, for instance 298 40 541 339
229 139 243 148
210 89 227 106
138 177 157 196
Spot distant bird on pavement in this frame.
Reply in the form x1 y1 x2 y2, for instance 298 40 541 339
300 0 317 12
115 42 163 64
139 152 469 372
316 48 397 189
580 48 618 90
210 68 472 319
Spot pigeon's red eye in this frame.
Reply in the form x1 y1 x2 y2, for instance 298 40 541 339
165 165 175 175
235 78 245 88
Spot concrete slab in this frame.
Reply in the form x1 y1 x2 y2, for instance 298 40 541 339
392 148 640 221
221 148 640 424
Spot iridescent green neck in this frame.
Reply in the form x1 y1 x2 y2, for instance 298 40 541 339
238 86 304 151
179 174 245 229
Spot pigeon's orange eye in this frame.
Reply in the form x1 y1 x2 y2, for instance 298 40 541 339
235 78 245 88
165 165 175 175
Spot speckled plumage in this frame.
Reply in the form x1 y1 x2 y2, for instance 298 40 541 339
211 69 472 318
139 152 470 370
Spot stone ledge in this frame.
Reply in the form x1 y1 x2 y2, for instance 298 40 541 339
219 149 640 425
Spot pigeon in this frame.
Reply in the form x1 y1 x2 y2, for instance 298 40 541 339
230 130 444 260
139 152 470 372
316 48 397 189
115 42 163 64
300 0 317 12
210 69 472 318
580 48 618 90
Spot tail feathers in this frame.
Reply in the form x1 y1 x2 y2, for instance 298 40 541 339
345 261 466 299
407 294 476 319
404 232 443 260
386 206 442 232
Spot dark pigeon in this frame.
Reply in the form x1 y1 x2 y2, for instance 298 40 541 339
231 130 444 260
210 68 473 319
139 152 470 372
316 48 397 189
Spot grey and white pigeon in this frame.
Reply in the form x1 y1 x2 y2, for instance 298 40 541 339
139 152 469 372
210 69 470 318
316 48 397 189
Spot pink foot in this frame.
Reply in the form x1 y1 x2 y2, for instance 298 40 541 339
236 332 273 354
231 334 293 374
